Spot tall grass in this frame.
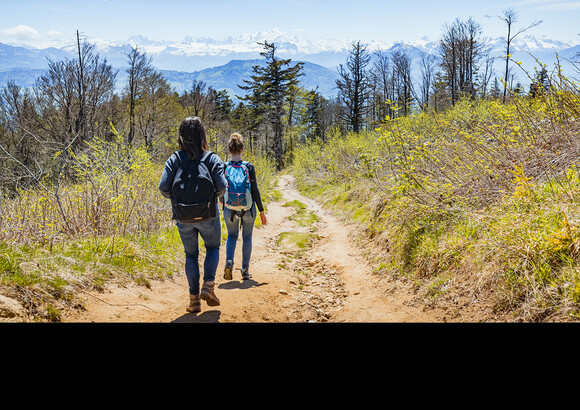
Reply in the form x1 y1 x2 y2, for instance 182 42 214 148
292 72 580 321
1 129 170 245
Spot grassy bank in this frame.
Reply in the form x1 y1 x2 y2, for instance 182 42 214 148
291 84 580 321
0 227 183 321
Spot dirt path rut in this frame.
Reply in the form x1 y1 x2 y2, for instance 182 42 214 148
64 174 438 322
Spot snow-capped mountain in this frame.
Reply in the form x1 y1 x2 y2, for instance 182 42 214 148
3 28 577 70
45 28 351 70
1 28 578 97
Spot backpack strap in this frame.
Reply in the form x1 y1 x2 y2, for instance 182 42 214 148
200 150 213 163
174 150 187 167
200 151 215 195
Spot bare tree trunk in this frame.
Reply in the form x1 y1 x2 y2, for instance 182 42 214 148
488 9 542 103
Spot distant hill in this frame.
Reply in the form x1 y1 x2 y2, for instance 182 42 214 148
0 43 69 71
160 59 340 100
0 59 340 102
0 68 46 88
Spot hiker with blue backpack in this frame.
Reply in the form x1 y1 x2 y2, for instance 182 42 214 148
158 117 227 313
222 133 267 281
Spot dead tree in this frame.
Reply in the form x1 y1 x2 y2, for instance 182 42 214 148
488 8 542 102
336 41 372 133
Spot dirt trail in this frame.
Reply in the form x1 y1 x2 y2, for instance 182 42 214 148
64 174 440 323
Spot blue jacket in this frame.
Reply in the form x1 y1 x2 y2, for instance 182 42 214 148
158 150 227 200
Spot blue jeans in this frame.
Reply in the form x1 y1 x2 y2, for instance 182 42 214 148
223 204 257 271
176 216 221 295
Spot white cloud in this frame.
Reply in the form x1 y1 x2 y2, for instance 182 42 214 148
0 25 41 41
47 30 64 38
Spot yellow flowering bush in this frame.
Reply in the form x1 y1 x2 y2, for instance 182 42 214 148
292 73 580 320
0 126 171 244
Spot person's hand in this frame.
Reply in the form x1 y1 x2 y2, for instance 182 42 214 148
260 211 267 225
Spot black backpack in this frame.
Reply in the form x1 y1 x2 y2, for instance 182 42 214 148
170 150 217 223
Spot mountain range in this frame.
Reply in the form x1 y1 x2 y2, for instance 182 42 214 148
1 28 579 101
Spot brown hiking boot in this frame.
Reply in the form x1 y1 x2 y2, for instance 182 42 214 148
186 294 201 313
200 281 220 306
224 260 233 280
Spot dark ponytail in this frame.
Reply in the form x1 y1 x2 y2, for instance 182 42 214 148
178 116 209 159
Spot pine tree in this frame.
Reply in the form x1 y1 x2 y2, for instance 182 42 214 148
529 66 549 98
490 77 502 100
303 88 325 141
238 41 303 170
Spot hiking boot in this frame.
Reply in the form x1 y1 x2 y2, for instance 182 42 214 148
241 268 252 280
186 294 201 313
200 281 220 306
224 260 234 280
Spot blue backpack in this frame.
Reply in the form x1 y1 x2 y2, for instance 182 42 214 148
224 161 253 212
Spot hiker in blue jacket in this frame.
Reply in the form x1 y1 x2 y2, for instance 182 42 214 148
222 133 267 281
159 116 227 313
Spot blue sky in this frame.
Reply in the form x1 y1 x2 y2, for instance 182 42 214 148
1 0 579 47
